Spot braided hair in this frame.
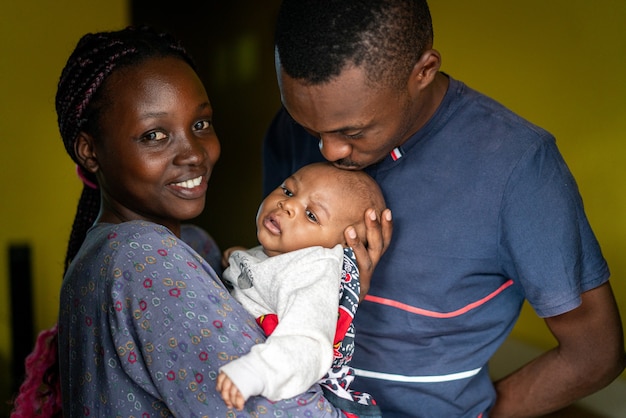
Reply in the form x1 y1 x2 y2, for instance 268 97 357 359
10 26 197 418
57 25 197 272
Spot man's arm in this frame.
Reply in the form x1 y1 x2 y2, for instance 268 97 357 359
491 281 626 417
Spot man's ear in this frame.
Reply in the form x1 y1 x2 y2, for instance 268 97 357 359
74 132 99 173
408 48 442 92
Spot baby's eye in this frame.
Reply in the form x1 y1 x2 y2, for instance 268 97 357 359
143 131 167 142
194 120 212 131
281 185 293 197
305 209 319 224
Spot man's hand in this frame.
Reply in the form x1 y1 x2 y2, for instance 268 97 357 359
217 371 246 411
345 207 393 300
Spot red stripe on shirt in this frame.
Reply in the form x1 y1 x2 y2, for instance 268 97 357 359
363 279 514 318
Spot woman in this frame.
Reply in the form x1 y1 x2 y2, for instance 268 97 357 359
11 26 388 417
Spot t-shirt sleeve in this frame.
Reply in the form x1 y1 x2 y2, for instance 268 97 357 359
500 138 609 317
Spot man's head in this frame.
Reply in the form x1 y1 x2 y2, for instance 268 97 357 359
275 0 433 88
275 0 443 169
257 162 386 256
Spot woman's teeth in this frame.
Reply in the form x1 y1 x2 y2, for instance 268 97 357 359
175 176 202 188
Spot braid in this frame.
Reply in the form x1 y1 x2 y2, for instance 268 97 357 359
64 187 100 273
56 26 196 163
10 26 196 418
56 25 197 271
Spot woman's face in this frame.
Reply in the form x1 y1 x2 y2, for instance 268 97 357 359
90 56 220 234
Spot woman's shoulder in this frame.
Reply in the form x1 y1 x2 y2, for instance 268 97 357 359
82 220 184 257
65 221 180 287
91 220 175 240
76 220 212 277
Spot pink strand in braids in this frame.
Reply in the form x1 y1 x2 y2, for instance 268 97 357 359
10 324 62 418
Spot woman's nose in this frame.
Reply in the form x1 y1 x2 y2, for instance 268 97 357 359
175 133 207 166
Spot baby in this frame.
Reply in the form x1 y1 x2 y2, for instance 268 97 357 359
217 162 386 417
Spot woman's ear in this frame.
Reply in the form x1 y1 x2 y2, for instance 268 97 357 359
74 132 99 173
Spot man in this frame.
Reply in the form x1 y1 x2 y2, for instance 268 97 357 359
262 0 625 417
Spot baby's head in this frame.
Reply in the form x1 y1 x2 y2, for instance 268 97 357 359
257 162 386 256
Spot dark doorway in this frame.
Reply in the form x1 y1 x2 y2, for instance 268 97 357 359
132 1 283 249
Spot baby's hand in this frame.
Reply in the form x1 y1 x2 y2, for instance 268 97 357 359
222 246 248 269
216 371 245 410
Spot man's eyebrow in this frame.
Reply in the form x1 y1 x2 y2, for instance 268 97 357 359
327 124 366 134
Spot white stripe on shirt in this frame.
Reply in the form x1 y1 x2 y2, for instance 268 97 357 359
354 366 482 383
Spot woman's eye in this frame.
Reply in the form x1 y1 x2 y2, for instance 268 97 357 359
281 185 293 197
305 210 318 224
194 120 212 131
143 131 167 141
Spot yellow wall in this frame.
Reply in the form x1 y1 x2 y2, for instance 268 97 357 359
0 0 129 409
429 0 626 364
0 1 624 410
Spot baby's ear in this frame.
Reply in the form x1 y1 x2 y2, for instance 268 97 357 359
75 132 99 173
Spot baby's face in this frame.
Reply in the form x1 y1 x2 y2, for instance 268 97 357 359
256 164 365 257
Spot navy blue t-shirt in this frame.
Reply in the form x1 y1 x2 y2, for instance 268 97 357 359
262 75 609 417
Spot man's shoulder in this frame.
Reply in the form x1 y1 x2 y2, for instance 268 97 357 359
450 76 553 142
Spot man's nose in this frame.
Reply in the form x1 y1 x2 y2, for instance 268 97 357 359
318 135 351 162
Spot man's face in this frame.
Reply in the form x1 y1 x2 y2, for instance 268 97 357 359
277 62 419 170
